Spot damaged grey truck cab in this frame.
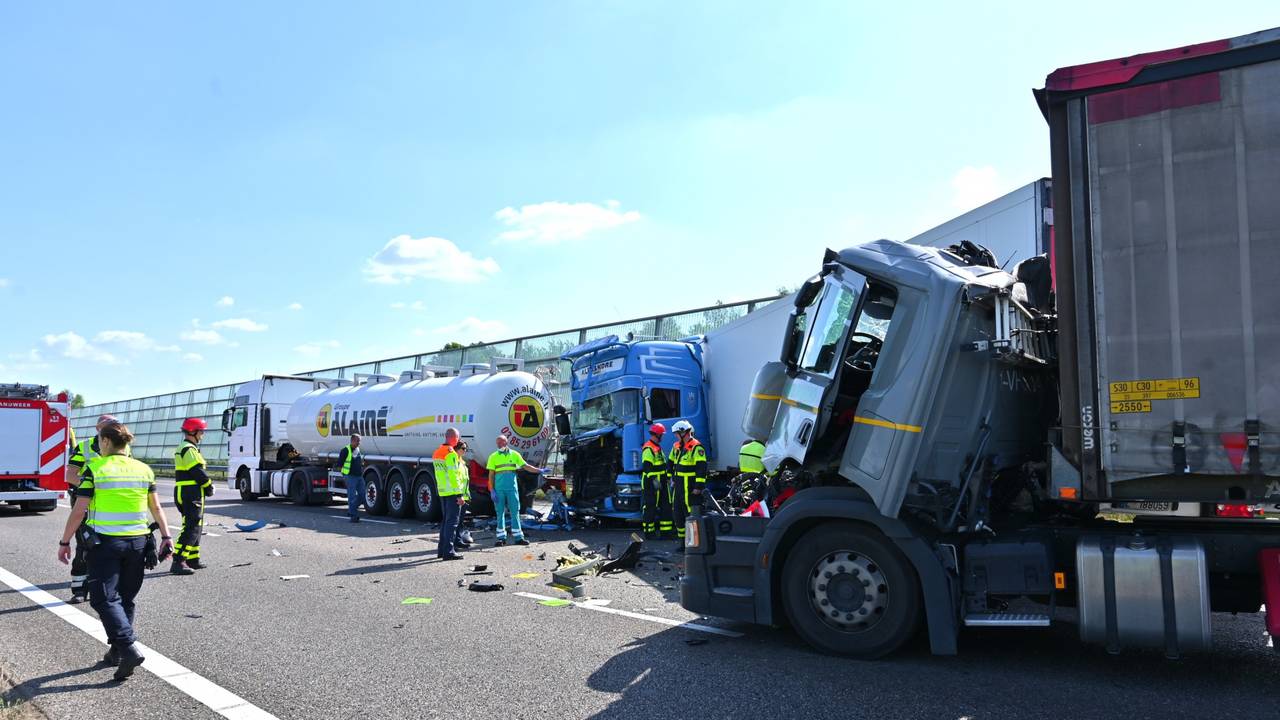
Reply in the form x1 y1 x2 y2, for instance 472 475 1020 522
682 240 1055 658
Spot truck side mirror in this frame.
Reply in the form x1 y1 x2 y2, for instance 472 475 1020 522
221 408 231 433
553 405 572 437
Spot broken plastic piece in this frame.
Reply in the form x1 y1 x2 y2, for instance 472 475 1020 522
235 520 268 532
467 582 505 592
270 549 283 557
464 570 495 576
401 597 433 605
537 598 571 607
511 572 540 579
280 575 309 580
470 564 488 572
599 538 644 574
230 562 253 568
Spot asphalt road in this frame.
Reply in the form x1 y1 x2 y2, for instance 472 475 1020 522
2 484 1277 720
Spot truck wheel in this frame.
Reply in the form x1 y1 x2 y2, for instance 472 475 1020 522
363 469 387 516
288 470 312 506
781 523 921 659
385 470 413 519
413 470 441 523
18 500 56 513
237 469 259 501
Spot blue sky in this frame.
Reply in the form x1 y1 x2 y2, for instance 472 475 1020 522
1 2 1276 403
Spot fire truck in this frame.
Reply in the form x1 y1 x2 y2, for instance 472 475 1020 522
0 383 71 513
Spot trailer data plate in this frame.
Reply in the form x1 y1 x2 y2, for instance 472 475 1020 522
1108 377 1200 402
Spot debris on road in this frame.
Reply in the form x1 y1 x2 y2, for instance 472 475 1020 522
511 572 540 579
469 564 488 572
467 582 505 593
401 597 433 605
537 598 572 607
551 556 604 598
464 570 494 576
235 520 267 532
280 575 309 581
184 614 203 619
599 536 644 574
390 538 413 545
270 549 284 557
230 562 253 568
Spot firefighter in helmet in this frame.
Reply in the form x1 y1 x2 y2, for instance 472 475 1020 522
171 417 213 574
667 420 707 549
639 423 671 539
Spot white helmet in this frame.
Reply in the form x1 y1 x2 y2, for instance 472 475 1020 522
672 420 694 434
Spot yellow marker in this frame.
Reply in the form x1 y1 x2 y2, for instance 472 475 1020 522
1054 572 1066 590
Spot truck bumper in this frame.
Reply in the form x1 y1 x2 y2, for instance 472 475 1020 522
680 515 768 624
0 490 61 502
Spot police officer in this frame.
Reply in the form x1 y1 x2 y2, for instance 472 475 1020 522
640 423 671 539
58 420 172 681
338 434 364 522
64 414 127 602
171 418 213 574
739 437 767 477
667 420 708 549
432 428 467 560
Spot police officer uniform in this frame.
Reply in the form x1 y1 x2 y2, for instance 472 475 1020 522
67 436 131 601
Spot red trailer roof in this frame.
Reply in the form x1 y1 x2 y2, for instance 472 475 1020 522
1045 38 1230 92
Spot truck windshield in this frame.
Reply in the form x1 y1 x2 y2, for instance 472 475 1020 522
572 390 639 433
799 279 861 374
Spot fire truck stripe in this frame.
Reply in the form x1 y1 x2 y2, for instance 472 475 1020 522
40 428 66 454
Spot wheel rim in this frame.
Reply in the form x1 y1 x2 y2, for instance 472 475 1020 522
416 483 432 513
808 550 889 632
365 481 378 506
389 481 403 510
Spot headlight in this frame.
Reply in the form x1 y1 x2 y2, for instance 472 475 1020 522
616 484 639 496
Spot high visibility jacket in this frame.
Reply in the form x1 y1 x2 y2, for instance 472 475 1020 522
641 441 667 485
669 438 708 485
739 440 766 474
339 445 362 476
174 440 212 492
80 455 155 537
69 437 131 476
486 448 526 491
432 444 467 497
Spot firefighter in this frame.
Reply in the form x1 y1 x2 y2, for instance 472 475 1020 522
58 420 173 681
640 423 671 539
667 420 707 549
64 414 125 603
739 437 767 477
171 418 213 575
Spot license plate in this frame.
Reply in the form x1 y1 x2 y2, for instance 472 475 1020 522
1129 502 1173 512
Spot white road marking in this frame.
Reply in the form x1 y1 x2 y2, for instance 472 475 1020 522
513 591 743 638
328 515 398 525
0 565 279 719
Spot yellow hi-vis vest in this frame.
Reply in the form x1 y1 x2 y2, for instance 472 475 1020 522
341 445 360 475
173 440 209 487
432 445 466 497
82 455 155 537
739 440 766 474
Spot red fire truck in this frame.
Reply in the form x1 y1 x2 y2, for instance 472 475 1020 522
0 383 71 513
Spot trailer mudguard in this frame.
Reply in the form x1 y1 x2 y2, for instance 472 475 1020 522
753 487 959 655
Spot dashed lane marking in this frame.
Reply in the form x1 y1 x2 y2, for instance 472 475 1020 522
0 564 280 719
513 591 744 638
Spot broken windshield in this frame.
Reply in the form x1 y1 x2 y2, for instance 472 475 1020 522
572 390 640 433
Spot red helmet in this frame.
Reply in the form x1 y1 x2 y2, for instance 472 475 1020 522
181 417 208 433
648 423 666 437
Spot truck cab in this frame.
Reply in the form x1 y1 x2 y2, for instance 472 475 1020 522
560 336 707 519
224 374 340 501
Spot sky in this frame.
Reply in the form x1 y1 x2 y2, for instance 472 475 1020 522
1 2 1276 403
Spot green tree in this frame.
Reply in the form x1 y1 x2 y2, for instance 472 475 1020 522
441 341 465 351
60 389 85 408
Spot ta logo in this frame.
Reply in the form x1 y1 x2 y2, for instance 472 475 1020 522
508 395 545 439
316 404 332 438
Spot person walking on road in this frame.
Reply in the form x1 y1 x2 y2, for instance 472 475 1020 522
432 428 467 560
667 420 708 550
338 434 364 523
640 423 671 540
65 414 126 602
57 420 172 681
171 418 214 575
484 435 547 546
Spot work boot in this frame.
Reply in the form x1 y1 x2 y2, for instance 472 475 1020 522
171 560 194 576
514 538 530 546
187 559 206 570
102 646 119 667
112 643 145 681
494 539 506 547
68 593 87 605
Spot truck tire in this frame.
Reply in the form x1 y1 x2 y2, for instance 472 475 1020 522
781 523 921 659
413 470 441 523
385 470 413 519
19 500 57 513
363 468 387 516
288 470 312 506
237 468 259 501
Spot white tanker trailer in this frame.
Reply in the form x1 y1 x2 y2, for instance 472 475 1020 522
223 365 554 520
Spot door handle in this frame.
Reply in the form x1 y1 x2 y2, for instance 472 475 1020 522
797 419 813 446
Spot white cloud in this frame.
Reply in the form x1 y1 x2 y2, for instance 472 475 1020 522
211 318 268 332
288 302 303 311
494 200 641 244
364 235 500 284
93 330 180 353
0 348 49 374
181 353 204 362
294 340 340 357
0 278 9 288
180 329 228 345
391 300 425 311
216 296 235 307
950 166 1004 211
43 332 120 365
427 317 508 343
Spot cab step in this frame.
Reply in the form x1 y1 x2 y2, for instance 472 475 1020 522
964 612 1051 627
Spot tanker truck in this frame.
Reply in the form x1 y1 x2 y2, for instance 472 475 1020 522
223 362 554 520
681 27 1280 659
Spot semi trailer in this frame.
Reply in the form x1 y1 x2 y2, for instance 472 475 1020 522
681 27 1280 658
0 383 70 513
224 362 554 520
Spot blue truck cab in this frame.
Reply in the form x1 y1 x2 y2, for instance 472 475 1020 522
560 335 709 519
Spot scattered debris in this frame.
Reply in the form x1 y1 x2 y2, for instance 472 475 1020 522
537 598 572 607
551 556 604 598
467 582 505 593
600 537 644 574
230 562 253 568
537 552 547 561
568 543 594 559
234 520 267 532
270 549 283 557
685 638 709 646
511 572 540 580
464 570 494 576
390 538 413 545
243 538 260 542
470 564 488 572
184 614 203 619
280 575 309 581
392 623 405 629
401 597 433 605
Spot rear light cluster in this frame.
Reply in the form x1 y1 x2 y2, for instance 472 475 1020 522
1215 503 1264 518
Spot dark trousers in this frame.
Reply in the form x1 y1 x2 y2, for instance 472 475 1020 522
87 534 147 648
174 486 204 562
437 496 462 558
670 476 703 540
641 475 672 537
346 474 366 519
70 523 93 597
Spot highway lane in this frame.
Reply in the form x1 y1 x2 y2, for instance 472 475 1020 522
3 489 1278 720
